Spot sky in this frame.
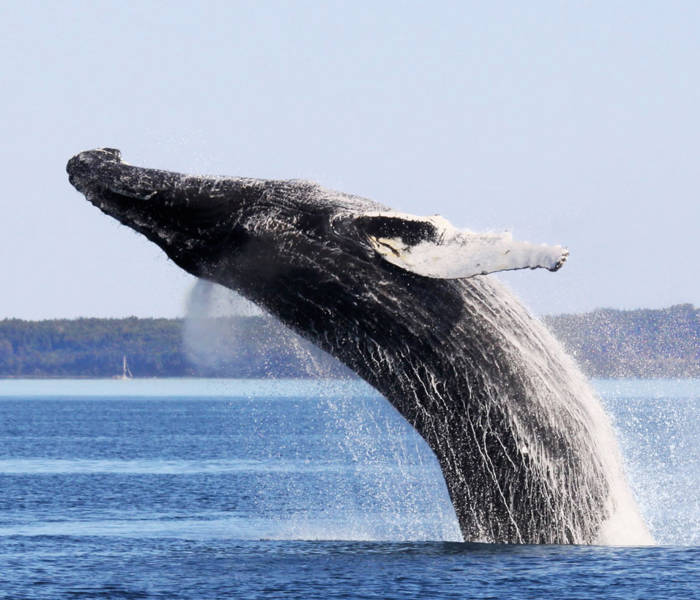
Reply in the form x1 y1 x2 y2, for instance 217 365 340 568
1 1 698 319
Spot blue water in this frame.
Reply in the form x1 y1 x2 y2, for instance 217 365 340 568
0 378 697 599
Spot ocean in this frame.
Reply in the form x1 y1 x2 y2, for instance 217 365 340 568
0 378 697 599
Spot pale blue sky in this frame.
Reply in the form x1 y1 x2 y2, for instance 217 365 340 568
1 1 698 318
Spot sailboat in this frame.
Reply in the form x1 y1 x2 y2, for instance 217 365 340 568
114 355 133 380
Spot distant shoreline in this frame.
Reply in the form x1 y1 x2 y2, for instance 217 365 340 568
2 375 698 381
0 374 349 380
1 304 697 380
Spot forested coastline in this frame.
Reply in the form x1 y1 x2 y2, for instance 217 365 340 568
542 303 698 378
0 304 696 379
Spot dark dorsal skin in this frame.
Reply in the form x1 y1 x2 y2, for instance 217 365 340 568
66 148 633 544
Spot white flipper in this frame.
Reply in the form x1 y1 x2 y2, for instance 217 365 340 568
359 213 568 279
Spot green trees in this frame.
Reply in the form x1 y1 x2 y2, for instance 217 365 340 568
544 304 699 378
0 304 696 378
0 316 349 378
0 318 190 377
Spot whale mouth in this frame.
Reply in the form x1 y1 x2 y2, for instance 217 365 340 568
67 148 163 242
66 148 153 222
66 148 233 239
67 148 123 196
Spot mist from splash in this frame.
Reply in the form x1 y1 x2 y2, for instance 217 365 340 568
183 280 344 378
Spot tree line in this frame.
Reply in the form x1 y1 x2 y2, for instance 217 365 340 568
542 303 698 378
0 316 349 378
0 304 696 378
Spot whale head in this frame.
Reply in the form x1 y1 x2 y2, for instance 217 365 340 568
67 148 567 306
67 147 298 284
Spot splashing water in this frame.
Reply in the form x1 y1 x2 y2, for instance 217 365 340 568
599 379 699 546
183 281 460 540
182 279 659 545
184 280 345 378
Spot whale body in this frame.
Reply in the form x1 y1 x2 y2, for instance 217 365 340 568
67 148 650 544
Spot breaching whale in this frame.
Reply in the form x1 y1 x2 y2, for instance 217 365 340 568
67 148 650 544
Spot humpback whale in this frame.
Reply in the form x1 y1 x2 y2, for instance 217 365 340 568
67 148 650 544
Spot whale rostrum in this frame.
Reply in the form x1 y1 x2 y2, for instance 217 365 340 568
67 148 650 544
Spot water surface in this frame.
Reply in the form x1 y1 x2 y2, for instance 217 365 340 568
0 378 697 598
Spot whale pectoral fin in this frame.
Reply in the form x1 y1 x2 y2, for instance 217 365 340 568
352 212 568 279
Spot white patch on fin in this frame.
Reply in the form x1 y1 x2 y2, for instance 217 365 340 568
363 212 568 279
